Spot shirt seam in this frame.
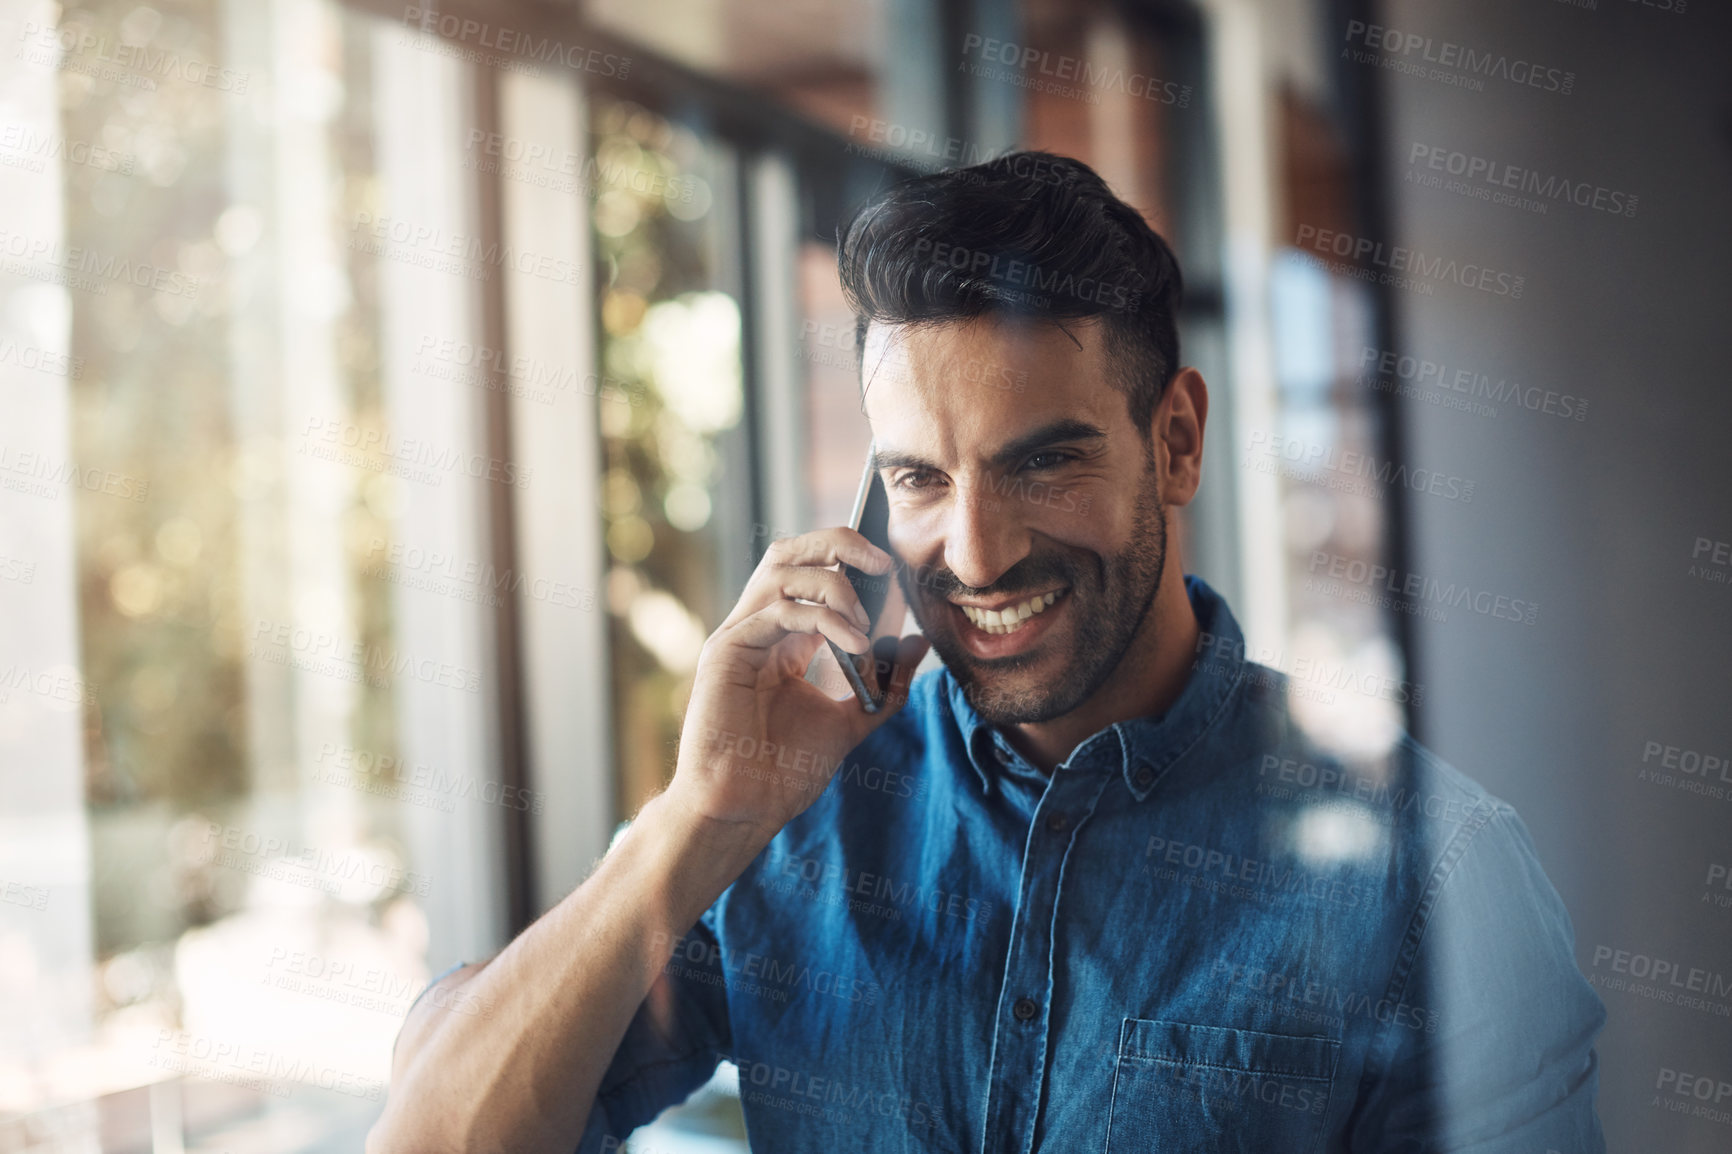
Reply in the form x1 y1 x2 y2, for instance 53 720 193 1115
1116 1054 1339 1079
1364 797 1502 1079
595 1040 718 1116
1133 656 1247 795
1026 769 1116 1153
393 960 470 1069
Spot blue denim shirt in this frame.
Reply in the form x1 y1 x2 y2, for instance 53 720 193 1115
575 576 1605 1153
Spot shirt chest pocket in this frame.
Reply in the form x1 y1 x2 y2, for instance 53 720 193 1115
1104 1018 1340 1154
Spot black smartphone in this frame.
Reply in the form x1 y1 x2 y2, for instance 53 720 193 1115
825 444 907 712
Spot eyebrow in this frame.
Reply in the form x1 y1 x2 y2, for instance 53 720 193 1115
873 418 1108 474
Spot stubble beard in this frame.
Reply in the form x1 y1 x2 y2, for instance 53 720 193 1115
899 461 1168 726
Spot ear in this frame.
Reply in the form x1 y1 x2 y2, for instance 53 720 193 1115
1154 368 1208 505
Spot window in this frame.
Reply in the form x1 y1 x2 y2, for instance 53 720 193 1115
0 3 1266 1152
588 93 750 819
3 2 518 1145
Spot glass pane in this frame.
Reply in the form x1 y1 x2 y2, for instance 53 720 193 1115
1262 87 1410 764
1 1 508 1145
796 239 871 532
987 0 1180 215
590 94 746 820
583 0 885 137
1265 252 1408 759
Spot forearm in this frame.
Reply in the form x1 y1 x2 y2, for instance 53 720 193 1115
367 791 767 1154
369 525 921 1153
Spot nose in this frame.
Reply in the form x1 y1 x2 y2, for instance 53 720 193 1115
942 477 1030 592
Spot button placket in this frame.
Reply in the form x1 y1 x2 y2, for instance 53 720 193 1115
979 763 1114 1154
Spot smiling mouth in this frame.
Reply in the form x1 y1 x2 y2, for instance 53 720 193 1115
954 590 1064 636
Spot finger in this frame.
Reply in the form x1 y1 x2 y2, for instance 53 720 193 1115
764 565 875 630
865 633 924 687
762 527 893 576
804 641 857 702
769 629 826 680
859 630 928 710
726 536 892 628
844 634 931 742
728 598 871 656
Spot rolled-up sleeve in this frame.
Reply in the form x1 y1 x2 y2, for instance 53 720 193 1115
1352 804 1607 1152
574 907 733 1153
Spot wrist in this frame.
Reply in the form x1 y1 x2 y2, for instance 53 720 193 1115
635 789 774 924
653 788 774 861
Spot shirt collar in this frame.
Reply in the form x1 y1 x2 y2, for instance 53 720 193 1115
943 574 1245 800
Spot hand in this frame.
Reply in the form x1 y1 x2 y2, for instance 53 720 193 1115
665 528 930 847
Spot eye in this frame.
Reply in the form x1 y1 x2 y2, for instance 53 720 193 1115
1023 450 1076 471
892 469 944 492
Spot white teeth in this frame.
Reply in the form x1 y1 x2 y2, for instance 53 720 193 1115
958 590 1064 634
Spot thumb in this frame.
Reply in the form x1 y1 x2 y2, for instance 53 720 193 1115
834 633 931 750
855 634 930 735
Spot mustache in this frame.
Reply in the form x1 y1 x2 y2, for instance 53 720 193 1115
898 555 1075 601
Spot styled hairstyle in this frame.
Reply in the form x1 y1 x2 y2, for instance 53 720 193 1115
837 150 1184 431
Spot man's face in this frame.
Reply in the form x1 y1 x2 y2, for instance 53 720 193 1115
860 316 1168 725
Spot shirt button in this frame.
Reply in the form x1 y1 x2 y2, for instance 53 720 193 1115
1134 766 1155 788
1045 812 1070 832
1012 997 1039 1021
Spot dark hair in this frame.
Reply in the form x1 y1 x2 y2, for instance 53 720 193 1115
838 150 1184 431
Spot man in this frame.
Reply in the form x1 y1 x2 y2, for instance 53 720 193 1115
368 152 1605 1153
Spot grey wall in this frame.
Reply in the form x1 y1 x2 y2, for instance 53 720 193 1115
1378 0 1732 1148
